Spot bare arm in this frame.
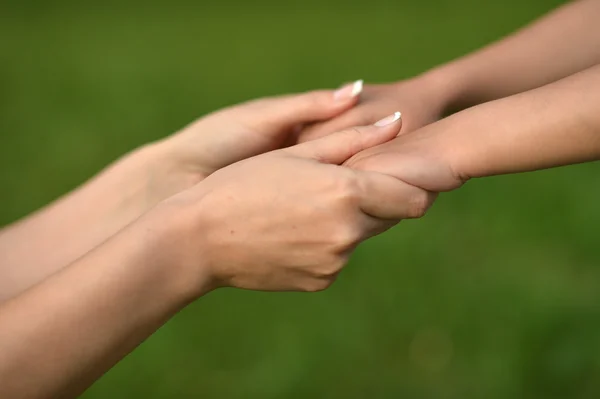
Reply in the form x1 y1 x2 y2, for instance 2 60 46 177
447 65 600 181
304 0 600 138
347 64 600 196
433 0 600 112
0 120 427 399
0 86 361 301
0 211 201 399
0 144 194 302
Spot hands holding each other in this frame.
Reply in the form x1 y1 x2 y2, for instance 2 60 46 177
6 6 600 394
129 78 452 297
299 75 453 142
4 77 452 300
146 113 432 295
139 80 365 206
0 82 442 399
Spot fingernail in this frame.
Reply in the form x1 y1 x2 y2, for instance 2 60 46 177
333 79 363 101
374 111 402 127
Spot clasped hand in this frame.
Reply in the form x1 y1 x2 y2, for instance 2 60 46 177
130 81 443 296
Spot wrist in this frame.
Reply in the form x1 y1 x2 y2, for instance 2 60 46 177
130 141 205 208
425 107 483 186
138 197 216 302
415 63 471 116
393 110 475 191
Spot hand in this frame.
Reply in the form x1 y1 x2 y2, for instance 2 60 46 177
124 82 363 214
344 117 468 218
152 114 432 293
298 74 454 143
152 80 364 184
133 82 363 211
0 82 365 301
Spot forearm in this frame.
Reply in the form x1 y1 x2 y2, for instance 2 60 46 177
0 142 199 301
0 209 205 399
423 0 600 113
444 64 600 180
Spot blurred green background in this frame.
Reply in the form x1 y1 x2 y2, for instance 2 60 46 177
2 0 600 397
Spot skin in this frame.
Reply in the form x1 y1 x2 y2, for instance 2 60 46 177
0 83 362 301
0 119 431 399
303 0 600 140
346 65 600 205
2 1 600 397
300 75 449 142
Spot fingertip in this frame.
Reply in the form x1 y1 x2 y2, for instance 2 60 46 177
373 111 402 127
283 80 363 127
333 79 363 103
297 88 352 117
372 111 403 140
361 111 402 144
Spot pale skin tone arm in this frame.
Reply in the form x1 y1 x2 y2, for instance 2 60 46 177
0 118 431 399
436 0 600 112
346 65 600 201
0 81 364 301
302 0 600 139
12 64 592 399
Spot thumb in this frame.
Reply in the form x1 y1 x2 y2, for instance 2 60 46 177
283 112 402 164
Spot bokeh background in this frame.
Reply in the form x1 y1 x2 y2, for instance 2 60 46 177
2 0 600 397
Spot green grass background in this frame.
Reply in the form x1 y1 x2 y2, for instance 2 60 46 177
2 0 600 397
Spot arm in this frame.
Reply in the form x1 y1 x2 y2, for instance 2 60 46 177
0 118 428 399
444 64 600 181
0 83 362 301
345 65 600 196
433 0 600 112
0 144 188 302
0 212 202 399
302 0 600 138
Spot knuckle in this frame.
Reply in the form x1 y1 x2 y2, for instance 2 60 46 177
407 190 431 219
300 256 348 292
346 126 365 143
330 224 361 252
336 127 364 152
312 257 346 279
334 172 361 203
328 126 369 160
302 279 332 293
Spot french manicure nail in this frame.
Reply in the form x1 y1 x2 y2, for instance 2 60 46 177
374 111 402 127
333 79 363 101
